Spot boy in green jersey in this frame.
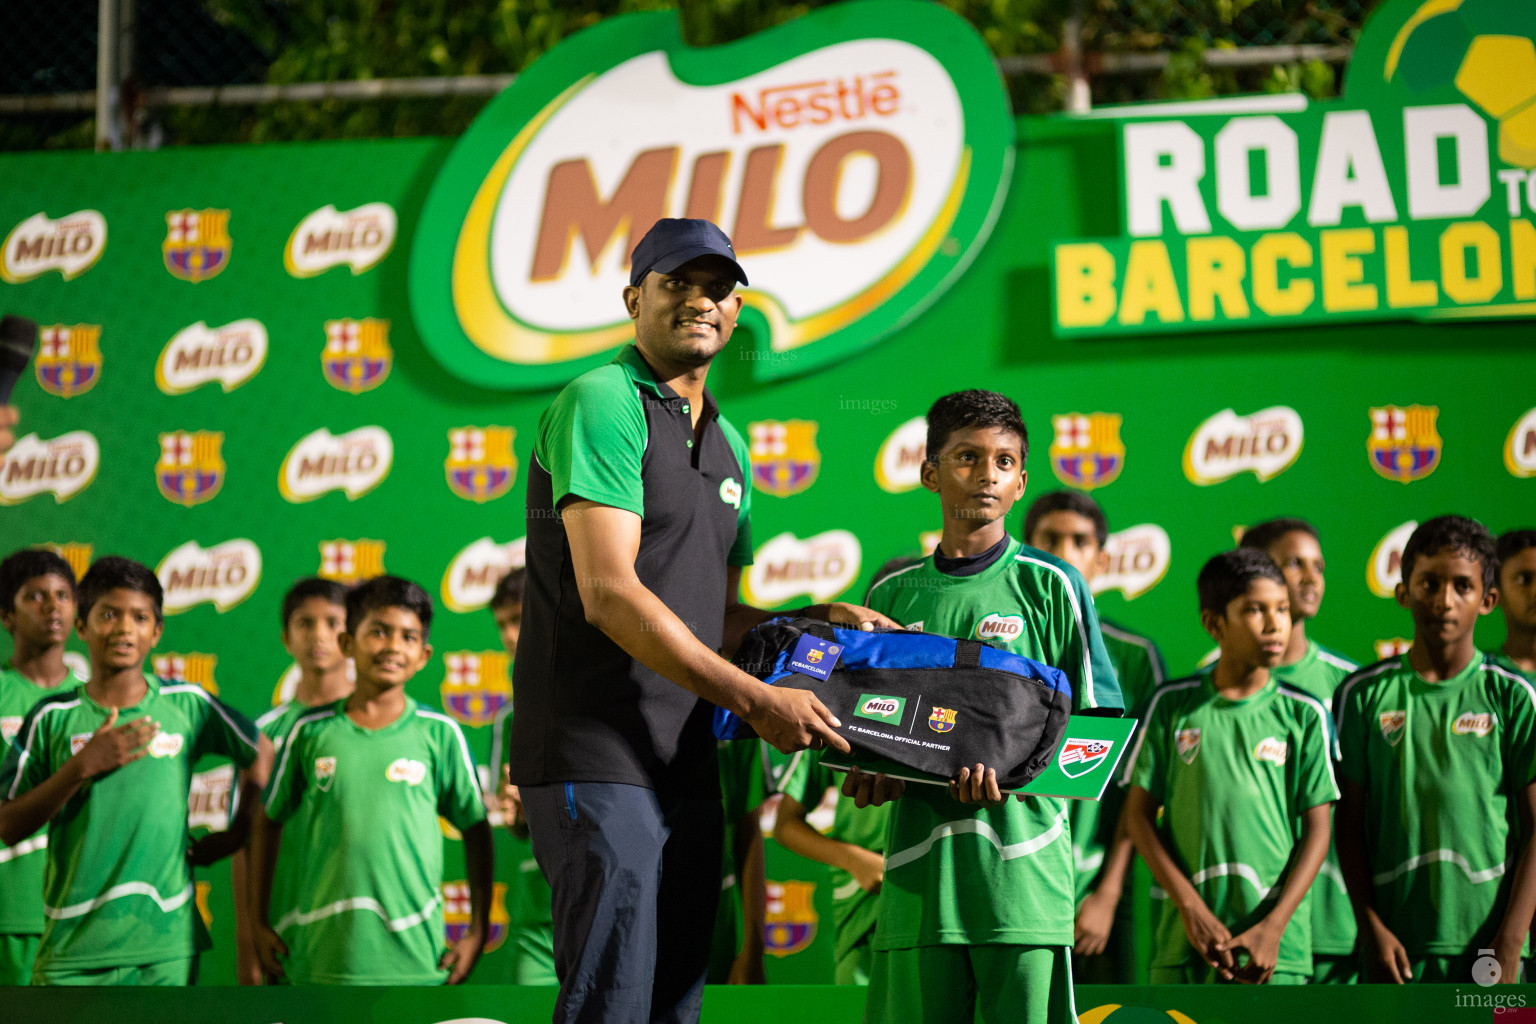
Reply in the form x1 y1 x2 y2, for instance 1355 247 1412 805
0 556 270 985
487 567 558 985
708 738 768 985
845 390 1123 1024
1238 517 1360 983
1024 490 1166 984
0 549 82 985
1336 516 1536 985
1125 549 1335 985
252 575 493 985
1493 530 1536 681
233 577 353 984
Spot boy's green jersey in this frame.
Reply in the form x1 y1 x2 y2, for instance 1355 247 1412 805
255 700 321 936
1491 650 1536 683
0 674 259 971
863 537 1122 950
1126 673 1338 975
779 749 890 960
263 698 487 984
1335 653 1536 955
1072 620 1165 900
0 664 84 936
1270 640 1357 955
489 704 552 933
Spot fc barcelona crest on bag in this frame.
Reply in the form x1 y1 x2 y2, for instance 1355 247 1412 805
928 706 957 733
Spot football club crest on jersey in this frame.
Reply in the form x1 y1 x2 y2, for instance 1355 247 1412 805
70 733 92 755
1184 406 1304 485
1379 711 1407 746
2 210 107 283
974 613 1024 642
928 706 957 733
1176 728 1201 764
1366 520 1418 598
387 758 428 786
1505 407 1536 479
322 318 393 393
1050 412 1124 490
1058 738 1113 779
318 539 386 584
1368 405 1441 483
314 756 337 792
0 430 99 506
443 880 510 953
153 653 219 695
156 538 262 614
441 651 512 727
445 426 518 503
157 430 226 507
1253 737 1289 765
765 880 818 958
35 324 101 398
748 420 821 497
163 209 232 282
1452 712 1495 737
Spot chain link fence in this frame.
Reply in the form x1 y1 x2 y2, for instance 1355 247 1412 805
0 0 1382 152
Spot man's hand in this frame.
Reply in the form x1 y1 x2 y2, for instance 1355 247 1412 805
949 764 1009 807
824 603 901 632
840 766 905 808
496 765 527 837
1175 895 1235 979
847 845 884 894
72 708 158 780
1362 915 1413 983
0 405 16 456
1224 918 1283 984
1073 886 1118 957
252 923 288 979
440 928 485 984
745 685 850 756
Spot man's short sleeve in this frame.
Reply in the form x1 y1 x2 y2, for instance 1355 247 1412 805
1334 675 1368 785
536 369 647 516
778 749 832 807
1055 564 1123 715
187 689 260 769
436 716 488 832
263 718 310 824
0 705 54 801
718 417 754 568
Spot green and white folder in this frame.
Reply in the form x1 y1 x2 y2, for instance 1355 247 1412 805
821 714 1137 800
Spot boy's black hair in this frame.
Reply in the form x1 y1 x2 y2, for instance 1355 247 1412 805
281 577 350 630
925 390 1028 464
77 556 163 624
1497 530 1536 573
1023 490 1108 548
1197 549 1286 616
345 575 433 638
489 566 527 612
1239 517 1319 553
1400 515 1497 593
0 548 77 614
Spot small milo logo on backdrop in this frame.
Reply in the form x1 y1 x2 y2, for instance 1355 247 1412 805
442 536 526 613
286 203 397 278
1 210 106 283
279 426 394 503
1183 406 1303 485
1092 523 1171 600
163 209 231 282
409 1 1013 390
1368 519 1419 597
35 325 102 398
1507 406 1536 478
157 320 268 395
156 539 262 614
743 530 860 608
0 430 99 505
874 416 927 493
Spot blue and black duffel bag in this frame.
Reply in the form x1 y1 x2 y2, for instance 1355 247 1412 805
715 617 1073 791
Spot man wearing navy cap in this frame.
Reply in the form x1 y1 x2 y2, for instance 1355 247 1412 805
512 218 895 1023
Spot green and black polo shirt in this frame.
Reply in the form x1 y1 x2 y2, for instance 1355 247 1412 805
511 344 753 798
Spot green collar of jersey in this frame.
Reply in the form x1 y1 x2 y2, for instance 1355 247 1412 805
79 672 161 715
1203 672 1279 712
921 535 1023 585
612 344 672 400
1403 649 1485 693
335 695 420 736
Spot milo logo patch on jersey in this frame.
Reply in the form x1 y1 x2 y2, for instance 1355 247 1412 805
1176 728 1201 764
1452 712 1495 737
0 716 21 743
149 732 185 759
314 756 337 792
387 757 428 786
974 613 1023 642
1378 711 1406 746
855 694 906 724
905 621 924 632
1252 737 1288 765
1058 738 1113 778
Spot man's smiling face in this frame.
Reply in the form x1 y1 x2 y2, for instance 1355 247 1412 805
624 255 744 368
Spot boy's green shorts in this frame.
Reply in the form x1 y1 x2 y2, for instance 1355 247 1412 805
865 944 1075 1024
0 934 39 986
1311 952 1358 985
1148 964 1308 984
32 956 194 986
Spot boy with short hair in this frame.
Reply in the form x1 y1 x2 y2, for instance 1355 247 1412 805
1494 530 1536 681
1336 516 1536 985
849 390 1123 1024
0 549 82 985
1238 517 1359 983
1125 549 1335 985
1023 490 1165 982
252 575 493 985
0 556 269 985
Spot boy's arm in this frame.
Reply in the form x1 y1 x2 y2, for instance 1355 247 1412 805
773 792 884 892
728 810 767 984
1492 781 1536 984
442 819 494 984
1124 784 1235 979
248 802 288 978
1075 807 1136 956
1225 801 1332 984
1337 775 1410 982
0 708 158 845
190 733 274 867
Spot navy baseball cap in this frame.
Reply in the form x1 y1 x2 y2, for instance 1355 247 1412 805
628 218 748 287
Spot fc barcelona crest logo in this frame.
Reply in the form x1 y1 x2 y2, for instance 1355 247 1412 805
446 427 518 503
1176 727 1201 764
163 209 232 282
929 706 957 733
1050 412 1124 491
36 324 102 398
748 420 820 497
1368 406 1441 484
765 880 819 957
157 430 225 507
318 539 386 585
444 880 510 953
440 651 512 727
1379 711 1407 747
322 318 393 393
152 652 219 694
1058 738 1113 779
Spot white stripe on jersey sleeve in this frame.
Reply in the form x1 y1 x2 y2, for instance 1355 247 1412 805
162 683 259 755
866 560 925 601
1117 679 1203 789
255 703 292 731
488 701 514 791
1317 649 1359 673
1015 554 1096 707
7 698 81 800
265 707 337 810
415 707 480 784
1488 663 1536 712
1276 684 1340 800
1332 660 1396 740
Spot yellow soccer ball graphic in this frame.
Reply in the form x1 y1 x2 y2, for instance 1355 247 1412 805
1455 35 1536 166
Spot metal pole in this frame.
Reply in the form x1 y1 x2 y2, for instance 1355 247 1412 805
1063 0 1091 113
95 0 120 151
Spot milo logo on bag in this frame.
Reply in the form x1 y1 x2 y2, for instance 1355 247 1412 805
855 694 906 724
